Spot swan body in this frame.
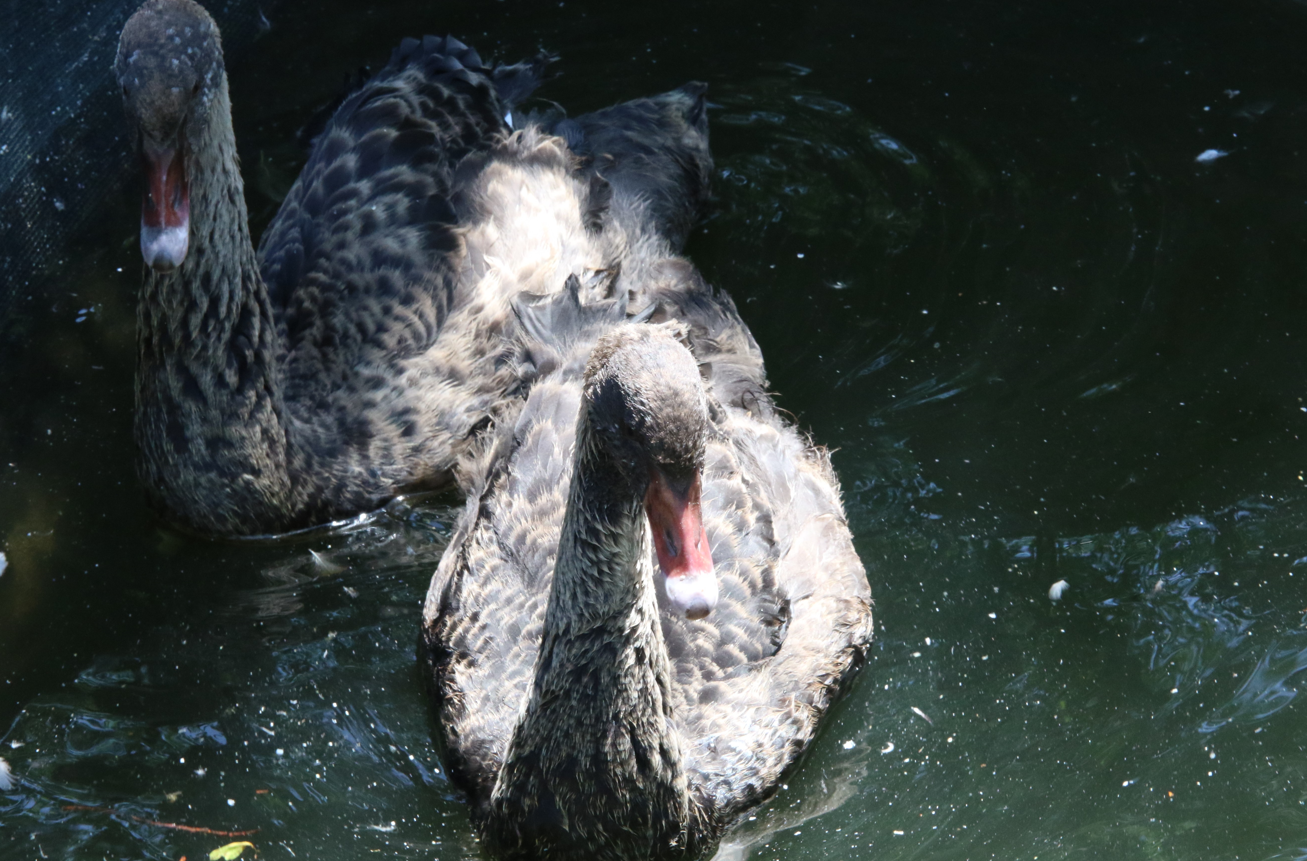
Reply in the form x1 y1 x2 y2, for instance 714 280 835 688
423 280 873 859
117 1 712 536
117 0 548 534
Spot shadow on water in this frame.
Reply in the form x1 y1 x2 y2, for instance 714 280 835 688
3 0 1307 859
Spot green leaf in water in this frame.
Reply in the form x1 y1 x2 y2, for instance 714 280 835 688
209 842 255 860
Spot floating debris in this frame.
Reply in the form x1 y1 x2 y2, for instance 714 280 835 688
209 842 255 860
910 706 934 725
366 822 398 833
0 757 13 790
1049 579 1070 601
880 741 895 754
1195 149 1228 163
60 803 256 837
841 739 856 750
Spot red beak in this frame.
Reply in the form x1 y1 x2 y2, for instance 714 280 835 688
645 468 716 620
140 144 190 271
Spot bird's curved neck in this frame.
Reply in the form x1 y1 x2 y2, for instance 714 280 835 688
488 418 693 858
134 76 292 535
139 79 261 344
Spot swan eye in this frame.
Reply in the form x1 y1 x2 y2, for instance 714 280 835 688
122 84 130 98
191 81 201 96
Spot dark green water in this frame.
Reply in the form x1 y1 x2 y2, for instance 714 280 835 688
3 0 1307 858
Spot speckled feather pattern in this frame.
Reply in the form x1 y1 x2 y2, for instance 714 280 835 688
121 1 542 534
422 276 873 858
119 0 708 535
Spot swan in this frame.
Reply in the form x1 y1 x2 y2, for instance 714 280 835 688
114 0 710 536
422 281 873 859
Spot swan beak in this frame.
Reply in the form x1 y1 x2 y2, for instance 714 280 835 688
140 144 190 272
646 470 717 620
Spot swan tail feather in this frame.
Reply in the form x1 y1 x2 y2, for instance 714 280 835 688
542 83 713 250
492 52 556 115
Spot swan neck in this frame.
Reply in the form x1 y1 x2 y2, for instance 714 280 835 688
487 418 693 857
551 426 656 628
139 76 261 338
133 73 292 535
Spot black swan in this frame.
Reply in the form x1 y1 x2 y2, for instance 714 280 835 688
114 0 710 536
422 282 873 859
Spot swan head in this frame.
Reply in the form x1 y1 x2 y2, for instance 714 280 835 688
584 324 717 620
115 0 224 272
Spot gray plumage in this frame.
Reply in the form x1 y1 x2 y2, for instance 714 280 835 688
117 0 553 535
422 276 873 859
116 1 713 536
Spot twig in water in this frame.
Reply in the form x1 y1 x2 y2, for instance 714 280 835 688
61 805 259 837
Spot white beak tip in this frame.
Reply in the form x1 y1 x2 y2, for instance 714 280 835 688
141 224 189 271
664 568 718 620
